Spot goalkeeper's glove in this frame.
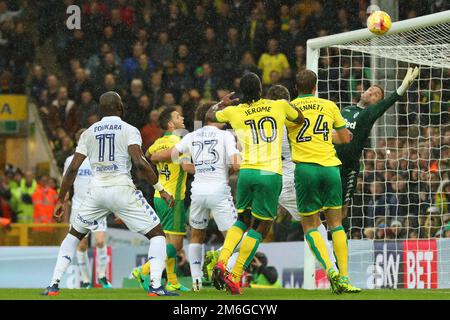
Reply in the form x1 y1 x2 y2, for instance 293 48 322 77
397 66 419 95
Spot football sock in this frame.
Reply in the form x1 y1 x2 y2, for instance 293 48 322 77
96 245 108 279
226 252 239 272
231 229 262 282
331 226 348 277
305 228 333 272
218 220 246 265
189 243 204 280
50 233 80 286
148 235 166 288
317 223 338 271
166 243 178 284
141 261 150 275
76 249 91 283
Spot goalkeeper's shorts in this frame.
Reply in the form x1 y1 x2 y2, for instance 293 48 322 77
340 166 360 205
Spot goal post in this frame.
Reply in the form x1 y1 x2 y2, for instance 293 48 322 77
304 10 450 289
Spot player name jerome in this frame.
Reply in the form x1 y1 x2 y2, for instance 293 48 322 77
173 304 208 318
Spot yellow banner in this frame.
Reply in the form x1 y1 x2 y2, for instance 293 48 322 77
0 95 27 121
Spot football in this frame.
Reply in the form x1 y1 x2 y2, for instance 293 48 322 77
367 10 392 35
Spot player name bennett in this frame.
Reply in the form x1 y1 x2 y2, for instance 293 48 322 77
93 124 122 132
298 104 324 112
244 106 271 116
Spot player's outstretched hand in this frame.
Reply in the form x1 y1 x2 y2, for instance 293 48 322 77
160 190 174 208
404 66 420 85
398 67 419 95
219 91 240 108
53 200 65 223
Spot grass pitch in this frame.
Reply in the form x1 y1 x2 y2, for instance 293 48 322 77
1 288 449 300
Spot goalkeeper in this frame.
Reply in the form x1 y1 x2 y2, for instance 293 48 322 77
335 67 419 219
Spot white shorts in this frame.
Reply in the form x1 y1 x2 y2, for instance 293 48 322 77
279 177 301 221
189 192 237 232
72 185 160 235
71 199 107 233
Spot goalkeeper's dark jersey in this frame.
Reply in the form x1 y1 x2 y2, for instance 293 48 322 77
335 92 401 169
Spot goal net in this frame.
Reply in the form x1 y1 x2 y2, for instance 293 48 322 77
305 10 450 289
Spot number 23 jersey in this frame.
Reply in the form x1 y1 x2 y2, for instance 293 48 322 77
216 99 298 174
286 94 346 167
147 132 187 200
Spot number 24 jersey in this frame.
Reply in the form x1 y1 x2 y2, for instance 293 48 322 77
286 94 346 167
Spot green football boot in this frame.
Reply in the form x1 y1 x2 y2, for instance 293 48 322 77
203 250 220 281
339 276 362 293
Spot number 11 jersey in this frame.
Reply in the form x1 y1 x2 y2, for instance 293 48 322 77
76 115 142 187
286 94 346 167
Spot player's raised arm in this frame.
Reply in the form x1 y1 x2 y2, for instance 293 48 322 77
54 152 86 222
129 144 174 207
363 67 419 123
287 102 304 124
150 147 175 162
205 91 239 123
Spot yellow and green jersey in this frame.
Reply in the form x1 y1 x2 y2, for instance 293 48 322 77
286 94 346 167
147 132 187 200
215 98 298 174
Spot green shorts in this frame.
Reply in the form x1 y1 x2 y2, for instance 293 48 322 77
340 165 360 205
236 169 282 220
294 163 342 216
154 198 187 235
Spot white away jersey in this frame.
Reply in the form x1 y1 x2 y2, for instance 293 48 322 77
175 126 239 194
76 116 142 187
63 154 92 206
281 126 295 177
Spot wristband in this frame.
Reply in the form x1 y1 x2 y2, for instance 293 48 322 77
153 182 164 192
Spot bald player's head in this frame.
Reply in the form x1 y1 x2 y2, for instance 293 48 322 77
99 91 123 117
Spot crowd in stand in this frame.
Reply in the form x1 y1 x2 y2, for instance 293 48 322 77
2 0 449 241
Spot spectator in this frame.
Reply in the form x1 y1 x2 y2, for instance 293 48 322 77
8 21 34 92
127 94 151 129
122 42 146 82
175 43 197 74
98 73 120 98
444 222 450 238
131 53 153 84
258 38 290 86
54 136 74 170
78 91 99 128
167 61 193 98
222 26 243 83
148 71 164 108
10 171 36 223
30 65 47 102
125 78 144 113
48 86 80 136
69 68 94 103
237 51 260 77
32 175 58 225
140 110 163 151
151 31 174 68
93 51 122 88
194 63 219 101
248 252 282 288
198 27 222 67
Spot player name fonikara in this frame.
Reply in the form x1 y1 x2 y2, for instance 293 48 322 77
244 106 271 116
94 124 122 132
299 104 324 112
